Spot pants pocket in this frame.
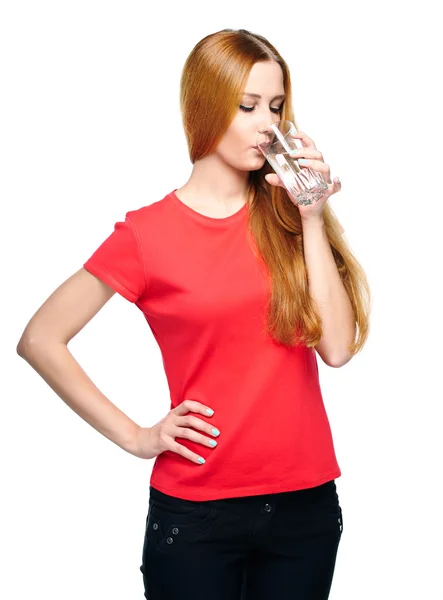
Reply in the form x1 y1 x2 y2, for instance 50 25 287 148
147 501 219 553
324 502 343 537
316 491 343 538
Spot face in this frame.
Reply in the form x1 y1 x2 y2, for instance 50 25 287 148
215 60 285 171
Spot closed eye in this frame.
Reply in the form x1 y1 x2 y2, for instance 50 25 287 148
240 105 284 114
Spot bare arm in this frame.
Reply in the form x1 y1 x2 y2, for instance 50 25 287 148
16 267 141 455
301 216 355 368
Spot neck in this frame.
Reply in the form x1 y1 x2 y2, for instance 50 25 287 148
183 154 251 207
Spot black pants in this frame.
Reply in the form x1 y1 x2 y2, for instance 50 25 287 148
140 479 343 600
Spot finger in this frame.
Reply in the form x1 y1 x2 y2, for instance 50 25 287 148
265 173 284 187
333 177 342 191
289 148 323 160
323 178 341 196
289 128 317 149
176 398 210 416
174 424 218 449
169 438 207 464
295 159 329 173
180 413 215 433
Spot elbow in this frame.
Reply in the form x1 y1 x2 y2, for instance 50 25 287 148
326 352 353 368
16 334 42 359
16 336 33 358
315 340 353 368
17 333 66 359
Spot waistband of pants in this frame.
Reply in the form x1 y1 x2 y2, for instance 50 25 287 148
149 480 337 514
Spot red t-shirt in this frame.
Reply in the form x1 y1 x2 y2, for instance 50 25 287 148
83 189 341 501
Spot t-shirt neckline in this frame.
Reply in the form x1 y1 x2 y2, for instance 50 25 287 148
168 189 248 226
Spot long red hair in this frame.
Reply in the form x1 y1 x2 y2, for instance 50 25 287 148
179 28 370 355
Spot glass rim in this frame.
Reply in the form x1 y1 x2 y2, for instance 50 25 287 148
256 120 296 154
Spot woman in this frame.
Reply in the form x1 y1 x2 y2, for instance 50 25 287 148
17 28 370 600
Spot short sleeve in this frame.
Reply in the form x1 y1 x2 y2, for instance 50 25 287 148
83 212 146 303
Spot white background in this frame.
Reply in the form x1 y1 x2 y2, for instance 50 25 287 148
2 1 442 598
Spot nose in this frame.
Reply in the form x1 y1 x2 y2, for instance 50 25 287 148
256 126 269 144
256 125 273 147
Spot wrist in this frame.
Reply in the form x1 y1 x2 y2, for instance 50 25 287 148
301 215 325 227
121 422 142 456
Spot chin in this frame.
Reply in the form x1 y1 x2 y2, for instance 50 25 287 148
248 152 266 163
249 159 266 171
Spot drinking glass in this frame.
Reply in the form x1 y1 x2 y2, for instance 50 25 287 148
256 120 328 206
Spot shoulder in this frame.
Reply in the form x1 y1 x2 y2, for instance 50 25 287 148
124 193 172 230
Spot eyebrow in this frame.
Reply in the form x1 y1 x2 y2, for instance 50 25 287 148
243 93 286 100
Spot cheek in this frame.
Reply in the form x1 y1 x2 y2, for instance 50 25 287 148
217 121 265 167
222 125 245 149
217 130 246 162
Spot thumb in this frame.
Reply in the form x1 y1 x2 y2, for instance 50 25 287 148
264 173 282 187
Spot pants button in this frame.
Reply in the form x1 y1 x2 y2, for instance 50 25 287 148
264 504 272 512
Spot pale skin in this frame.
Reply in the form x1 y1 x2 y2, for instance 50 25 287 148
265 128 354 367
175 60 285 214
177 60 353 365
16 59 353 466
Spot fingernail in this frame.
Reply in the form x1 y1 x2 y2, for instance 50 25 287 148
209 440 217 447
212 428 220 436
299 159 308 165
206 408 214 415
198 457 205 464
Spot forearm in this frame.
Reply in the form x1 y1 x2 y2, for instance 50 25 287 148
301 216 355 366
17 339 141 455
